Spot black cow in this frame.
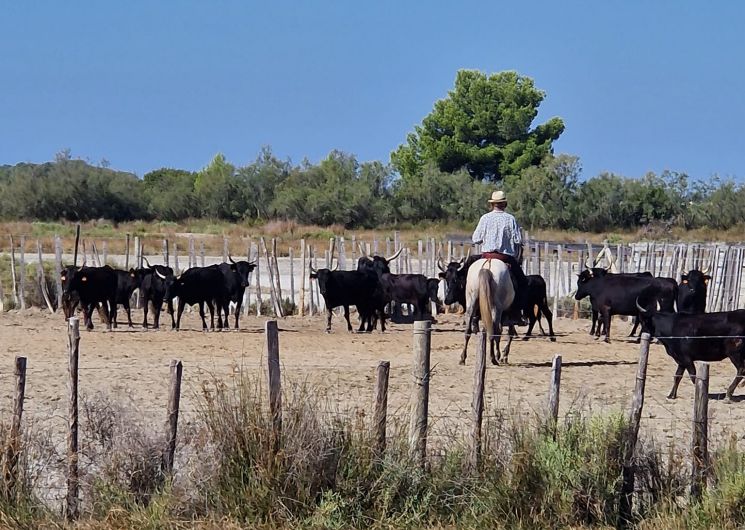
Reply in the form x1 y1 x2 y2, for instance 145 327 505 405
61 265 118 331
215 256 256 329
427 278 443 315
678 269 710 314
636 302 745 400
160 266 228 331
112 268 144 328
357 249 432 322
140 265 175 329
584 269 678 338
309 264 384 333
575 270 676 343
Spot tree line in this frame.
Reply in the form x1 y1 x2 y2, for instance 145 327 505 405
1 69 742 232
1 150 742 232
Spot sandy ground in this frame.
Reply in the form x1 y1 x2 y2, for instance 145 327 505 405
0 308 744 454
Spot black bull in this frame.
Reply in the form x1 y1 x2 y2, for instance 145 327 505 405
60 265 118 331
637 304 745 400
575 270 677 343
309 266 385 333
356 250 434 322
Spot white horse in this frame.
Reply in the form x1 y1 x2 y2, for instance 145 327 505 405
460 258 516 365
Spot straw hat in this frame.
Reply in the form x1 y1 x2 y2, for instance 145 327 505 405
488 190 507 204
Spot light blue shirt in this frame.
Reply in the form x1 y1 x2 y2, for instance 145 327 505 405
472 209 522 257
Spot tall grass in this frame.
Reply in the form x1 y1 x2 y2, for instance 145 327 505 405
4 374 745 528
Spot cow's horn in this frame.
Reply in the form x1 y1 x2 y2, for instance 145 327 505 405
229 255 237 264
331 259 339 272
309 259 316 274
143 256 152 268
635 297 648 314
385 247 403 262
155 269 166 280
701 265 711 275
585 256 593 269
437 257 447 272
357 243 368 258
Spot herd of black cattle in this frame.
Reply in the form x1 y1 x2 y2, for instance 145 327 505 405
59 245 745 400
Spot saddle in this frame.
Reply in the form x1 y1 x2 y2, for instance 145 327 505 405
481 252 512 268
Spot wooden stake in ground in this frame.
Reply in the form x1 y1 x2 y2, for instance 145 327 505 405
18 236 26 310
162 360 183 476
266 320 282 455
690 362 710 501
37 240 54 313
2 356 26 499
66 317 80 521
547 354 562 437
468 331 487 471
9 236 19 308
73 224 81 267
54 235 63 310
299 240 306 317
373 361 390 456
620 332 651 526
409 320 431 467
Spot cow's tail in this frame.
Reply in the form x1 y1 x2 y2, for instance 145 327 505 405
478 269 493 343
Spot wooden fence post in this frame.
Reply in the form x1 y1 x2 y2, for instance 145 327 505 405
690 362 710 501
73 224 81 267
272 238 284 314
162 359 183 476
124 234 130 270
200 242 205 267
620 332 651 525
223 237 228 263
468 331 487 471
299 240 306 317
266 320 282 454
55 235 63 310
66 317 80 521
373 360 390 456
173 243 180 275
547 354 562 436
37 240 54 313
289 247 295 311
2 356 27 498
163 239 169 266
9 236 18 308
18 236 26 310
409 320 431 466
188 236 195 269
134 236 140 268
255 243 262 316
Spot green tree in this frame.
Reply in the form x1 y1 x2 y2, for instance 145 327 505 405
143 168 199 221
392 70 565 182
194 153 243 220
272 151 395 228
504 154 580 230
235 147 291 221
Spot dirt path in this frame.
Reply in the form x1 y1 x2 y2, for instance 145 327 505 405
0 309 743 452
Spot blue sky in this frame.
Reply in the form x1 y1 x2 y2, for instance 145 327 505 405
2 1 744 181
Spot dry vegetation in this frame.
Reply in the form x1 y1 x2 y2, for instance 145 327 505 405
1 220 743 259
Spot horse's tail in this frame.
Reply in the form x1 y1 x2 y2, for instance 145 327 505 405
478 269 493 343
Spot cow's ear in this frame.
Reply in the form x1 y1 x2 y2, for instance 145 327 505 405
309 273 317 279
704 275 711 284
81 276 88 282
438 272 446 279
681 274 688 282
587 270 593 278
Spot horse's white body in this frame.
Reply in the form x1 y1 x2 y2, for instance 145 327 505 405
461 258 515 365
